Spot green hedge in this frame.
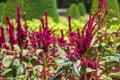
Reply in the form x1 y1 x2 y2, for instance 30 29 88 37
1 0 59 23
0 3 5 19
67 3 80 19
22 0 59 22
2 0 24 22
78 3 86 16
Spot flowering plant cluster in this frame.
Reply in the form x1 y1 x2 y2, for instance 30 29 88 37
0 0 120 80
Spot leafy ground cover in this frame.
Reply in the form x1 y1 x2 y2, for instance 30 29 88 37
0 0 120 80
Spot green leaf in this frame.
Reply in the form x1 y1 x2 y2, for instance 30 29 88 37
12 59 20 68
99 75 112 80
49 66 67 80
72 60 81 77
22 49 29 56
109 72 120 79
56 45 66 59
55 59 72 66
86 68 95 73
30 55 37 66
84 47 97 59
2 69 12 76
2 55 14 68
105 54 120 62
17 66 24 76
35 49 43 55
16 75 27 79
13 44 21 52
33 65 43 75
81 65 86 75
22 57 29 63
30 77 39 80
55 60 65 64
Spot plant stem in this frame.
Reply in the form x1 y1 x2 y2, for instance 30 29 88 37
42 52 48 80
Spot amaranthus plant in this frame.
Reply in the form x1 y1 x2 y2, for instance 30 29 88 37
50 0 120 80
0 0 120 80
0 6 58 80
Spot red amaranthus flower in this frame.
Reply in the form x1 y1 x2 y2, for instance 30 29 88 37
67 8 107 59
0 26 5 48
57 30 66 47
34 11 56 52
6 17 17 50
16 6 28 49
65 0 110 79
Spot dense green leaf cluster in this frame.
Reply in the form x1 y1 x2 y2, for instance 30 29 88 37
22 0 59 22
78 3 86 16
0 3 5 19
66 3 87 18
1 0 59 23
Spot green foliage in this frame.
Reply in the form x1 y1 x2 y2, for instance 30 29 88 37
0 3 5 19
78 3 87 16
119 3 120 12
106 0 120 25
22 0 59 22
50 66 68 80
2 0 24 22
91 0 120 25
67 4 80 19
91 0 98 14
26 17 84 37
106 0 120 17
0 5 120 79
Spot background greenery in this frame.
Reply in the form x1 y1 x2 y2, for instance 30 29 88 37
0 0 120 24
